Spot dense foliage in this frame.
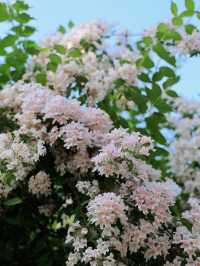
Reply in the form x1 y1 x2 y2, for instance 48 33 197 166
1 0 200 265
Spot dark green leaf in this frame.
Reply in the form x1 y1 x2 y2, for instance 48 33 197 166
166 90 178 97
152 147 169 157
0 35 18 48
163 76 180 89
153 43 176 66
4 197 23 206
154 98 172 112
15 12 33 24
23 40 39 54
11 25 36 36
138 73 150 82
125 87 148 113
146 83 161 102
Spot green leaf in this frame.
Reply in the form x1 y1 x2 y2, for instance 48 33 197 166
181 217 192 231
58 25 66 33
156 28 179 41
154 98 172 113
0 3 9 22
152 71 163 82
36 72 47 85
15 12 33 24
163 76 180 89
180 10 194 17
160 66 175 77
125 87 148 113
146 83 161 102
68 48 82 58
172 16 183 26
23 40 39 54
166 90 178 97
138 73 150 82
4 197 23 206
146 112 167 144
0 35 18 48
185 24 196 34
185 0 195 11
153 43 176 66
141 55 154 69
68 20 75 29
12 0 30 12
6 49 27 66
54 44 66 54
152 147 169 157
157 23 169 33
197 12 200 20
49 53 62 65
11 25 36 37
166 30 182 41
171 1 178 16
143 36 153 46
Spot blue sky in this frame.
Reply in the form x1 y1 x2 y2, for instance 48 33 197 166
22 0 200 98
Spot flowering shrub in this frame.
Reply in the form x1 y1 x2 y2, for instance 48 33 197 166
1 0 200 265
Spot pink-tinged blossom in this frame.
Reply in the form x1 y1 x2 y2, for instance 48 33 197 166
164 257 182 266
46 62 80 95
121 220 155 254
60 122 92 150
80 107 113 133
43 96 81 124
176 30 200 54
92 128 155 179
87 192 127 228
76 180 100 198
21 86 53 115
132 181 176 224
66 149 92 174
41 20 107 50
0 81 50 111
92 142 124 177
105 128 153 156
28 171 51 197
114 61 138 85
169 97 200 194
174 226 200 259
145 235 171 260
0 131 46 184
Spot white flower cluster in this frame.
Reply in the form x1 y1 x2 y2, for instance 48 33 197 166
28 171 51 197
0 79 180 265
169 97 200 194
24 20 140 104
176 30 200 55
0 130 46 187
